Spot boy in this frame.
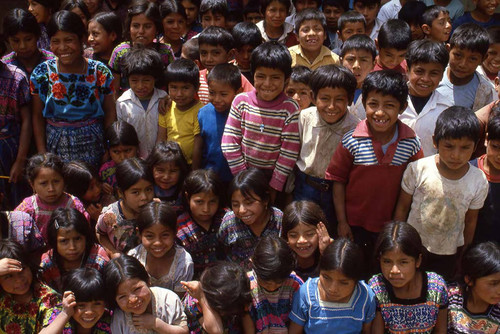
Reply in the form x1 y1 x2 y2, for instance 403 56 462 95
181 38 202 69
232 22 262 85
157 58 203 166
353 0 381 40
285 65 313 110
195 63 242 180
437 23 496 112
333 11 366 55
399 39 453 156
326 70 423 254
474 70 499 157
295 65 360 232
117 47 167 158
478 26 500 85
199 0 228 29
243 4 263 24
453 0 500 31
288 9 340 70
197 26 253 105
373 19 411 75
421 6 452 43
323 0 349 51
394 107 488 280
221 42 300 197
397 1 427 41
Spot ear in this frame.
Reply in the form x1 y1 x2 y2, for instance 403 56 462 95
284 77 290 89
415 253 422 269
110 31 118 43
495 77 499 91
399 101 408 114
375 38 379 50
446 43 451 52
421 24 431 35
227 48 236 61
432 135 438 149
195 59 204 70
464 274 474 286
116 188 124 200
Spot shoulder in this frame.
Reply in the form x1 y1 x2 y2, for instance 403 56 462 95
426 272 448 292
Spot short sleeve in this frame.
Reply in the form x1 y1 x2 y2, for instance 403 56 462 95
363 282 377 323
158 109 169 128
401 162 417 195
173 248 194 293
95 205 114 235
288 285 308 326
16 70 31 106
30 62 48 97
94 61 114 95
169 293 188 327
193 112 200 136
469 172 489 210
324 142 354 182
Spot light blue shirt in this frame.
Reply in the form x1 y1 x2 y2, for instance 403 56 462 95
436 69 479 110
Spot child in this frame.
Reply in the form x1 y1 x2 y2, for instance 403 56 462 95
147 141 189 207
197 63 242 182
394 106 489 281
117 47 167 159
423 0 464 23
373 19 411 75
128 201 194 294
181 38 201 69
421 6 452 43
289 239 376 333
177 170 226 278
217 168 283 270
285 0 319 27
31 10 115 168
323 0 349 51
247 236 303 332
295 65 360 231
182 0 202 33
399 39 453 156
478 26 500 85
333 10 366 55
222 42 300 196
157 58 203 166
289 9 341 70
199 0 228 28
437 23 496 112
353 0 381 40
159 0 189 58
60 0 91 28
397 1 427 41
85 12 122 69
448 242 500 332
256 0 298 47
326 71 423 255
15 153 89 242
243 5 263 24
28 0 59 50
103 255 189 333
96 158 155 258
285 66 313 111
369 221 448 333
40 208 109 292
232 22 262 85
452 0 500 31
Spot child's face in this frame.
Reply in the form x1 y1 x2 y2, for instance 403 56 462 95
168 81 197 110
153 162 181 191
201 10 226 29
0 266 32 296
483 43 500 76
294 0 318 13
264 1 288 30
449 47 484 82
116 278 151 314
181 0 199 26
188 191 219 226
71 7 89 27
353 1 379 27
323 5 344 30
88 21 117 56
407 62 445 97
109 145 138 164
425 11 451 43
286 222 319 260
8 32 38 60
467 272 500 306
129 74 155 100
339 22 365 42
364 91 403 136
409 23 424 41
231 190 269 227
434 137 475 173
84 0 101 15
298 19 326 55
318 269 356 303
120 179 154 215
315 86 350 124
57 228 86 264
83 178 102 203
130 14 157 47
140 224 176 258
486 138 500 172
31 167 64 205
50 31 83 67
257 277 285 292
162 13 187 43
377 47 407 70
342 48 375 88
285 80 313 110
28 0 51 24
72 300 106 329
380 248 421 289
208 80 238 112
244 12 264 24
473 0 499 17
235 45 255 71
199 43 230 71
254 66 287 101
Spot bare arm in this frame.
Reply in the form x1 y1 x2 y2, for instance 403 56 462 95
10 103 32 182
32 95 46 153
433 308 447 334
39 291 75 334
362 320 373 334
181 281 224 334
242 313 255 334
371 312 385 334
191 134 203 170
463 209 479 248
288 321 304 334
393 190 413 222
157 126 167 144
111 73 121 101
96 233 120 258
333 181 352 240
103 94 116 129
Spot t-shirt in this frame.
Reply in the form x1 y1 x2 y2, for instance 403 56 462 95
95 201 139 253
437 70 479 110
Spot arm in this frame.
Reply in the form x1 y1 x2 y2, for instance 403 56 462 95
39 291 75 334
371 312 385 334
393 190 413 222
288 321 304 334
111 73 121 101
32 95 46 153
242 313 255 334
463 209 479 248
131 314 188 334
10 103 32 183
103 94 116 129
221 100 247 176
96 233 121 259
333 182 352 240
191 135 203 170
362 321 373 334
433 308 447 334
157 125 167 143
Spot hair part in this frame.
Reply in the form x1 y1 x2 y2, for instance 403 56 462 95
374 221 423 261
320 238 364 281
115 157 154 192
47 10 87 40
104 121 140 149
136 201 177 234
228 168 270 206
125 0 162 41
3 8 41 38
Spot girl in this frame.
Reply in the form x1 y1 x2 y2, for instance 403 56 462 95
30 10 115 168
177 169 226 278
289 239 376 333
40 208 109 292
84 0 104 17
85 12 123 69
103 255 189 333
180 0 202 35
247 235 303 333
15 153 90 242
146 141 188 208
96 157 154 258
61 0 92 28
256 0 298 47
448 242 500 333
128 202 193 294
28 0 59 49
282 200 332 281
217 168 283 270
2 8 55 77
368 221 448 334
160 0 188 58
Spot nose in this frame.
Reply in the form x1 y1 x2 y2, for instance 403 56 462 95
297 235 307 243
238 203 247 213
353 59 360 69
390 264 400 274
293 92 300 101
128 294 138 304
69 240 76 249
202 202 210 213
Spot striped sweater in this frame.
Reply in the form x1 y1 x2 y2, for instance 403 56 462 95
221 89 300 191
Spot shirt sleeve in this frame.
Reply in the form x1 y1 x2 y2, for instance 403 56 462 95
174 249 194 293
241 74 254 92
364 282 377 323
193 110 200 136
221 98 247 176
288 286 308 327
400 162 418 196
469 172 489 210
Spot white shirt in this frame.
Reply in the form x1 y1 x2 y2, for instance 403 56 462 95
377 0 402 25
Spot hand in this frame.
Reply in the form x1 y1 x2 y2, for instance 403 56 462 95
9 159 25 183
110 252 122 259
0 258 22 275
181 280 203 300
87 203 103 221
102 212 117 228
62 291 77 317
317 222 333 255
102 183 114 195
132 313 156 330
337 222 353 241
158 95 172 115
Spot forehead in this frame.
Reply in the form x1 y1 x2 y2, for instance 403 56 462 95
51 30 79 39
317 86 348 96
380 48 406 55
342 48 373 58
117 278 146 294
37 167 62 179
409 61 444 72
343 21 365 30
365 90 400 104
321 269 351 280
434 11 450 20
323 4 343 10
208 80 237 92
199 43 226 52
131 14 154 24
129 74 155 80
154 161 179 170
438 137 476 145
450 46 483 58
142 223 173 234
57 227 83 238
255 66 285 76
267 1 287 9
288 221 317 233
299 19 325 28
287 80 310 90
202 10 224 17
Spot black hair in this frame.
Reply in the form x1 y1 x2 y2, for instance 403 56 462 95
294 8 327 34
0 239 39 288
122 46 165 84
198 26 234 52
3 8 41 38
486 25 500 45
340 34 377 59
405 39 449 70
232 22 262 49
200 262 252 315
125 0 162 41
115 157 154 192
377 19 411 51
282 200 326 239
184 0 201 8
26 153 64 184
62 268 106 302
89 12 123 46
207 63 242 91
146 141 189 192
228 168 270 207
462 242 500 285
353 0 381 8
323 0 349 12
104 121 140 149
374 221 423 261
60 0 91 22
421 5 448 28
165 58 200 90
199 0 228 17
398 1 427 28
160 0 188 20
64 161 99 204
136 201 177 234
47 10 87 40
103 255 150 308
309 64 357 102
337 10 366 31
183 169 224 212
449 23 490 57
182 38 200 61
260 0 291 15
291 0 320 6
32 0 62 13
487 115 500 142
251 41 292 79
434 106 480 145
362 70 408 111
290 65 312 85
252 236 296 281
320 238 364 281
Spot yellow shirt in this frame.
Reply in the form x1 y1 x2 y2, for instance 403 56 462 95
158 100 203 164
288 45 340 70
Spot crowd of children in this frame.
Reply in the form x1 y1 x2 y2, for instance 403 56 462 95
0 0 499 332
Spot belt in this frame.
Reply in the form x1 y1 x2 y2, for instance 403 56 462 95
305 175 332 192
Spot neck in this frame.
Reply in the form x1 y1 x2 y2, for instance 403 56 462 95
77 324 93 334
372 125 397 145
302 47 321 64
484 156 500 176
297 254 316 269
58 56 86 74
12 289 33 304
17 50 41 70
176 99 197 111
472 9 492 22
248 210 271 237
448 67 475 86
467 289 490 313
120 201 137 220
63 256 83 271
147 246 175 264
392 271 421 299
435 154 469 180
265 22 284 38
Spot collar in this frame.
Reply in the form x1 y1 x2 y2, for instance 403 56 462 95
293 45 333 63
352 119 416 140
